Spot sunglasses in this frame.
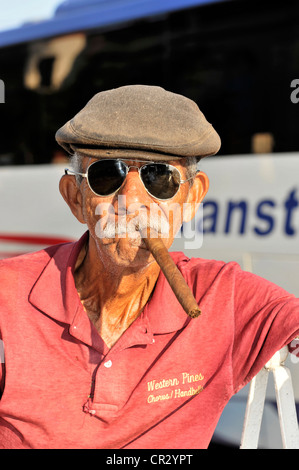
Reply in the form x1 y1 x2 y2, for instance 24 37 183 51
65 159 197 200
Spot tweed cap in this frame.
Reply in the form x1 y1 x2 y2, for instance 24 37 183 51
55 85 221 161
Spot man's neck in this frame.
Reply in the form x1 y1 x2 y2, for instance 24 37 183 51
74 240 160 348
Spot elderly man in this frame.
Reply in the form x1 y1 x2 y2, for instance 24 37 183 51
0 85 298 449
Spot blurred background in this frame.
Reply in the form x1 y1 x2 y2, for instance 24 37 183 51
0 0 298 164
1 0 299 449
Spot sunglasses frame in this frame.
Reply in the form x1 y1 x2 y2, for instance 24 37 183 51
64 158 198 201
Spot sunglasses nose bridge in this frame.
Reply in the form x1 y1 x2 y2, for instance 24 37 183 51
127 163 140 171
116 164 150 204
121 162 141 178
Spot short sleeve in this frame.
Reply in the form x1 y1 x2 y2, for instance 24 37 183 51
231 266 299 392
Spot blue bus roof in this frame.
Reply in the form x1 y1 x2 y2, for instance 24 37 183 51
0 0 227 48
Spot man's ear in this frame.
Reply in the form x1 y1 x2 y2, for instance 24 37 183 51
59 175 86 224
183 171 209 223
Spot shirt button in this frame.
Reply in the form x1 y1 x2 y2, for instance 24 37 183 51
104 360 112 368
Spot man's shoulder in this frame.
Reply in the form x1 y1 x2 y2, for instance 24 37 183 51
170 251 231 271
0 242 74 283
170 250 242 285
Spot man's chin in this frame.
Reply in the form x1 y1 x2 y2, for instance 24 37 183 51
99 233 146 248
95 235 151 266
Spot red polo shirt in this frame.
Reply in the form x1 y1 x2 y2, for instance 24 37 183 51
0 231 298 449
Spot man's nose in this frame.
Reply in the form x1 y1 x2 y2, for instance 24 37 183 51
115 168 151 213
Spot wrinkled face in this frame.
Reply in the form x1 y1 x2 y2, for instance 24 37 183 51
60 156 208 269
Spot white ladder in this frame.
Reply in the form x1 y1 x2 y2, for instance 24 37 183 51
240 346 299 449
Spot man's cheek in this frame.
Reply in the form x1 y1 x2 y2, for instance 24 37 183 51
93 202 114 238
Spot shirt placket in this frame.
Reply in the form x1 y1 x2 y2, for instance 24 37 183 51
83 319 155 422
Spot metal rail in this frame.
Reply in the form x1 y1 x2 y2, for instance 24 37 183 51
240 346 299 449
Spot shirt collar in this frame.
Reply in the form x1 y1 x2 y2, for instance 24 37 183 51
29 232 88 325
29 231 192 334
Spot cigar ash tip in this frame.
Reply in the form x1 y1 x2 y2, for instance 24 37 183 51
188 308 202 318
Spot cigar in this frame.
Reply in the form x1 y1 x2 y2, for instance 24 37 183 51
140 227 201 318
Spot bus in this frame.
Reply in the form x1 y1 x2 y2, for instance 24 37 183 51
1 0 299 448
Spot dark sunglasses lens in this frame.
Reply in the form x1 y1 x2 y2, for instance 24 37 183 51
87 160 126 196
141 164 180 199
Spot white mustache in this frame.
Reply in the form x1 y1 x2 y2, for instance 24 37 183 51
96 212 170 238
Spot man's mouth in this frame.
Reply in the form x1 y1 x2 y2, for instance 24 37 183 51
95 212 170 241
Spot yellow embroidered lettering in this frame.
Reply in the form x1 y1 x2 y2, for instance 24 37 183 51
146 372 204 404
182 372 204 384
147 393 172 403
174 385 203 398
147 376 179 391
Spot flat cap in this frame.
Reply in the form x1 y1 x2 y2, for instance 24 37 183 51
55 85 221 161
